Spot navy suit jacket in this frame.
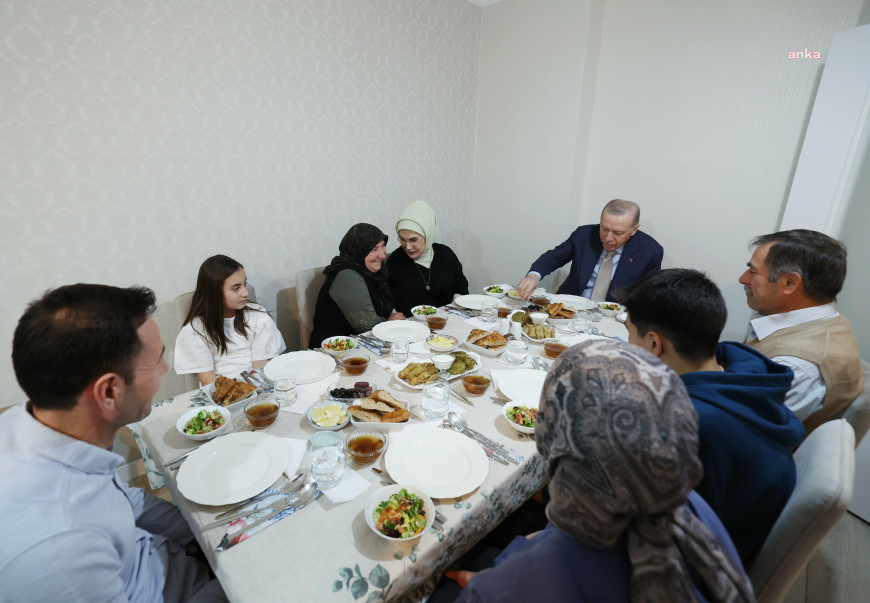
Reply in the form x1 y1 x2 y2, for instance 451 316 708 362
529 224 663 300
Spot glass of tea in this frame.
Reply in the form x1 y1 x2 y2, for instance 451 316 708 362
345 430 388 465
427 314 447 330
243 395 281 429
543 338 568 359
340 352 371 376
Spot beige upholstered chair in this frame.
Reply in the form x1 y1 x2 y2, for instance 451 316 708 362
831 359 870 446
173 284 256 391
747 419 856 603
294 266 327 349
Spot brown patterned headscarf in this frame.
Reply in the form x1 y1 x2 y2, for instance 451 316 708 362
536 339 755 603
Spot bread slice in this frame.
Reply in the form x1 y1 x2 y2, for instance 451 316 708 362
347 406 382 422
380 408 411 423
226 381 256 404
467 329 488 344
372 390 406 410
360 398 394 413
213 375 235 404
479 332 507 349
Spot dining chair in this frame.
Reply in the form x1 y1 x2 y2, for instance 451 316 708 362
830 359 870 447
746 419 855 603
294 266 327 349
172 284 257 391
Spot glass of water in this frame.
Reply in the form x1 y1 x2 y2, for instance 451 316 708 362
571 313 592 334
505 339 529 365
421 379 450 420
480 299 498 323
274 375 297 406
309 431 345 491
390 337 409 365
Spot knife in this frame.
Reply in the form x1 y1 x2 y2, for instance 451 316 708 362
448 387 474 406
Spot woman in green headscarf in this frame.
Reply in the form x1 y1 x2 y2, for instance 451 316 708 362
386 201 469 315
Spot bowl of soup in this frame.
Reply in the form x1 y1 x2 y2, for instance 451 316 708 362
243 398 280 428
346 430 388 465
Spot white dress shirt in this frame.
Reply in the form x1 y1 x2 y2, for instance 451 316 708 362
529 246 623 297
748 303 838 421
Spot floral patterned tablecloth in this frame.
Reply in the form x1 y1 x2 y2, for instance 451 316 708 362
132 309 626 602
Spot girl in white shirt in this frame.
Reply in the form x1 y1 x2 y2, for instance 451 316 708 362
174 255 286 385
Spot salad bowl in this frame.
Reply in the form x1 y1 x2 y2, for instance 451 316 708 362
365 485 435 541
176 405 231 441
502 400 539 435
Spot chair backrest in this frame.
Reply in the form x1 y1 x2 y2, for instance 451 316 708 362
173 285 256 391
747 419 855 603
295 267 327 349
831 359 870 447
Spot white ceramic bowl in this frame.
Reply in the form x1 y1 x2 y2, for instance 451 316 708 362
597 302 625 317
320 336 360 358
483 285 507 299
176 405 231 441
426 334 458 353
529 312 548 325
410 305 438 321
307 401 351 431
365 484 436 541
430 353 455 371
502 400 539 434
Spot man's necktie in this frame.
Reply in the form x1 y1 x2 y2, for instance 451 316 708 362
590 251 616 302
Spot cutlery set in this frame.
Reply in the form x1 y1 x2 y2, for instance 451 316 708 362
530 356 551 372
241 370 273 393
203 479 316 533
440 412 519 465
356 334 390 356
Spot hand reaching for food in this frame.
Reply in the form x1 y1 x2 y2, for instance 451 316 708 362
516 273 541 300
388 312 406 321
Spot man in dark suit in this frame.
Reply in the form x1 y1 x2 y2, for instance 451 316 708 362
516 199 663 301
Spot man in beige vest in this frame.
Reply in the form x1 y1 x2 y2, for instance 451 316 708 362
740 229 863 434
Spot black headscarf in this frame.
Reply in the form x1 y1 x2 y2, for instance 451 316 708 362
323 223 394 318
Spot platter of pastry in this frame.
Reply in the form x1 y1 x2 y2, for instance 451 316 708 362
463 328 508 357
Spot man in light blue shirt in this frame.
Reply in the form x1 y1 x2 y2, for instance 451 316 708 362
0 284 225 602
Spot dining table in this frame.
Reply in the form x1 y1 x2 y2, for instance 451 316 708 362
132 294 629 602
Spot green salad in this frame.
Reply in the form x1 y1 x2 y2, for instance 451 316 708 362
486 285 504 293
412 305 437 315
184 409 225 435
373 489 427 538
506 405 537 428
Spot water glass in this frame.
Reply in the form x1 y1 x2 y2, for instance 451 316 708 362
505 339 529 365
571 313 592 335
421 380 450 420
390 337 409 365
480 299 498 323
309 431 345 491
274 375 297 406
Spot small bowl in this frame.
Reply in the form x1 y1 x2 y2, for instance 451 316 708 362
542 338 569 359
340 352 371 376
502 400 539 434
308 401 351 431
426 315 448 330
497 306 511 319
529 312 548 325
410 305 438 321
244 398 280 428
483 285 507 299
176 405 231 441
597 302 625 317
346 429 388 465
321 336 360 358
365 484 436 541
461 373 491 395
426 334 458 352
431 353 455 371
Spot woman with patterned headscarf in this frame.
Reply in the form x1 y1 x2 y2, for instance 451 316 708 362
455 340 755 602
310 223 405 346
386 201 469 316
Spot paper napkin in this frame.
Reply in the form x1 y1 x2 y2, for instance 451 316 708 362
320 469 371 504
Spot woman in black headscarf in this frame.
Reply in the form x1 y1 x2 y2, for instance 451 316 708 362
310 223 405 346
452 339 755 602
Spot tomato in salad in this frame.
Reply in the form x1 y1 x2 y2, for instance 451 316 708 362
506 406 537 428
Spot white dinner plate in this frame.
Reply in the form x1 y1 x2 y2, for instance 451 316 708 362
385 429 489 498
454 294 494 310
176 432 289 506
391 351 482 389
263 350 336 384
548 294 591 309
371 320 430 343
494 369 547 402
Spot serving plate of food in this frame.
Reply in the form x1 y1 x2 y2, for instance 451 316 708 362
391 351 481 389
521 324 557 342
508 287 545 301
462 329 508 357
307 401 350 430
204 375 258 408
347 390 412 430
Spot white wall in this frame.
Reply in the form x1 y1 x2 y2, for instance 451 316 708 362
471 0 864 340
0 0 481 406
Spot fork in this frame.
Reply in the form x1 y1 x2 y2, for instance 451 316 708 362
202 493 300 531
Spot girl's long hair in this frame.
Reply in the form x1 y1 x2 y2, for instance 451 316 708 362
184 255 250 354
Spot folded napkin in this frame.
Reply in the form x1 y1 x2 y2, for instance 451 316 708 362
281 437 308 478
280 374 339 414
215 488 323 551
320 468 371 504
464 317 503 331
374 354 428 372
409 341 429 354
